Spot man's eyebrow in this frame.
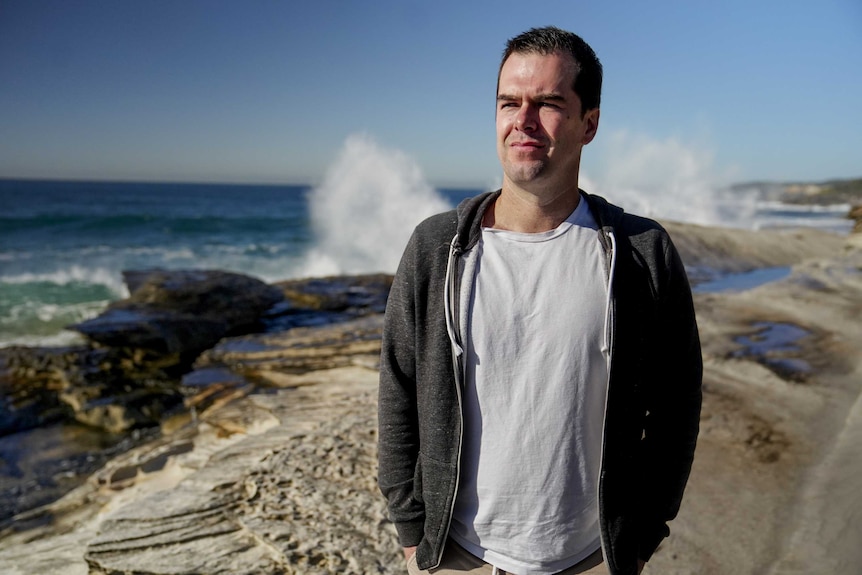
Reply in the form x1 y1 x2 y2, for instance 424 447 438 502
535 92 567 102
496 93 568 102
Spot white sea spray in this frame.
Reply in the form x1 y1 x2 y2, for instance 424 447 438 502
584 130 760 228
299 134 452 277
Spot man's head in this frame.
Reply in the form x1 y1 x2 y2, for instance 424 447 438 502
499 26 602 115
495 27 601 195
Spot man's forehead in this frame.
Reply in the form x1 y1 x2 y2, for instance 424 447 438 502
498 51 578 94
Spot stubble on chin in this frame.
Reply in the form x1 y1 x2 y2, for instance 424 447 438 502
502 157 548 186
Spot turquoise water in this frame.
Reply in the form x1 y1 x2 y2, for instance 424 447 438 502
1 180 308 346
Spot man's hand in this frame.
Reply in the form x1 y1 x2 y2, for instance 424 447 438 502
403 546 417 560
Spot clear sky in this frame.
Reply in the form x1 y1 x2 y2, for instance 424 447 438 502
1 0 860 188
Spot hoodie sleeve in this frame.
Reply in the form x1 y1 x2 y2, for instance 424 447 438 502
377 230 426 547
635 232 703 562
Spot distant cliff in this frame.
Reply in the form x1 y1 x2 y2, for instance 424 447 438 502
731 177 862 205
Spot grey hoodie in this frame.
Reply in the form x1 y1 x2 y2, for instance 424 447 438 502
378 191 702 575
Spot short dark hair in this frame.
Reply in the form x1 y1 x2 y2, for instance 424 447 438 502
499 26 603 113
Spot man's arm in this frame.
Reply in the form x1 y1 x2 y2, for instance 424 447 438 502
378 233 426 548
635 234 703 562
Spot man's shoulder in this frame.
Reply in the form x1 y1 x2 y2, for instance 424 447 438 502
585 193 668 238
584 193 678 269
409 209 459 249
411 192 496 244
617 211 670 241
415 208 459 234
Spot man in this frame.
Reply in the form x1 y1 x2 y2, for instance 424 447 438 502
378 26 702 575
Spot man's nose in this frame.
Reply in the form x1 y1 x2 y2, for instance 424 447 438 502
516 104 538 131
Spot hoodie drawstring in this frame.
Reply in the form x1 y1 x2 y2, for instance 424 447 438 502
444 234 463 357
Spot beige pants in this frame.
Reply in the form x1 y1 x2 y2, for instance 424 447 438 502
406 540 610 575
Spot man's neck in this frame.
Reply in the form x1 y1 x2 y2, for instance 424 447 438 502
485 182 581 233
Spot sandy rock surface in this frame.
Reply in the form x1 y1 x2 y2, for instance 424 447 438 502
1 225 861 575
662 221 846 277
647 243 862 575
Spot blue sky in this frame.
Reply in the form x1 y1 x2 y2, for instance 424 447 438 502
1 0 860 187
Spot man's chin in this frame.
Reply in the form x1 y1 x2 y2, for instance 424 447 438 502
503 161 548 184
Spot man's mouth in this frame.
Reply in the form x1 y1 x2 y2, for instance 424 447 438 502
510 140 544 148
509 139 546 153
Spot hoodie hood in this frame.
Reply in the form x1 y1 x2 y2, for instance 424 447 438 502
584 192 626 231
454 191 499 251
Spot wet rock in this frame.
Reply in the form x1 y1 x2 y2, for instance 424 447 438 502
0 270 284 437
0 422 160 526
1 345 185 436
4 272 382 439
60 385 182 434
731 322 813 383
71 269 284 357
0 346 87 435
265 273 391 331
70 309 227 356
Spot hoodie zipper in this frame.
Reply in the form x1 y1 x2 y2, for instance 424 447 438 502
597 228 617 571
436 234 465 568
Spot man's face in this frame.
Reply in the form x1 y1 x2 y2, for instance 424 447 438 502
496 51 599 192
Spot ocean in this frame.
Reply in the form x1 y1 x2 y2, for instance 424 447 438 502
0 178 473 348
0 175 853 349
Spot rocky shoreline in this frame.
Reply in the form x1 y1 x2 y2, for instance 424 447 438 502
1 223 861 574
0 271 391 523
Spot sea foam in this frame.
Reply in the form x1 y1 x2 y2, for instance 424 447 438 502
0 265 129 297
298 134 452 277
584 130 759 228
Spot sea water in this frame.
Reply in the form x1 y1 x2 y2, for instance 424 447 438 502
0 179 476 348
0 136 461 347
1 180 309 347
0 136 853 348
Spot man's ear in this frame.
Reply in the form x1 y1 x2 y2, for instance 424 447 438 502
582 108 600 145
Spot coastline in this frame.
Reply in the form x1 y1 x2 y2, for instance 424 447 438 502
0 223 860 574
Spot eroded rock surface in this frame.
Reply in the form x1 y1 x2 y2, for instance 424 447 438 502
0 311 398 574
85 376 395 575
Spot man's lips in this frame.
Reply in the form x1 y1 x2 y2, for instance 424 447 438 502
509 139 545 148
509 139 546 155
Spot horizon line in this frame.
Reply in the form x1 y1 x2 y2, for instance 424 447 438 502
0 175 495 191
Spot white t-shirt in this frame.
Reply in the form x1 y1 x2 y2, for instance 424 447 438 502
450 198 610 575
